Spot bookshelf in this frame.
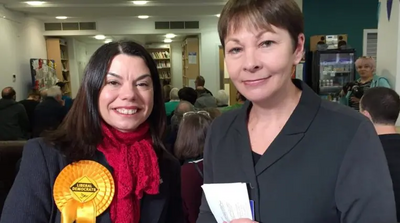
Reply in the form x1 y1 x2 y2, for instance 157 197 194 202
45 38 71 96
182 37 200 87
146 44 172 83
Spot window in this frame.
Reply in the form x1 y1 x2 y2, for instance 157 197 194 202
363 29 378 59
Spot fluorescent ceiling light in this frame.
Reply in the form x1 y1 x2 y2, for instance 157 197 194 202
94 35 106 40
216 14 220 17
26 1 45 6
164 38 172 43
104 39 112 43
165 33 176 38
132 1 148 5
56 16 67 20
138 15 149 19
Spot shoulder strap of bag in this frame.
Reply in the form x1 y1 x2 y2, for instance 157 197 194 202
194 162 203 178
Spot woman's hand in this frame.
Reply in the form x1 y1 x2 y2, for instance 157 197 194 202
223 219 258 223
350 97 360 103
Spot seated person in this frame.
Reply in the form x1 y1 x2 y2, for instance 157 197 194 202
0 87 29 140
165 88 180 116
360 87 400 222
32 86 67 138
174 111 212 223
178 87 197 105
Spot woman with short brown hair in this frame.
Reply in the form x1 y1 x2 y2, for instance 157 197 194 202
197 0 396 222
175 111 212 223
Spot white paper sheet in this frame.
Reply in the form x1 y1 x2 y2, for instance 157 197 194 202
201 182 252 223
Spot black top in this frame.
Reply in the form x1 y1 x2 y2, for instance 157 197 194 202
197 79 396 223
0 138 184 223
379 134 400 222
19 99 39 132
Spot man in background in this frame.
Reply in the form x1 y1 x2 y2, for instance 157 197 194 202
0 87 29 140
56 82 73 111
194 76 217 108
359 87 400 221
19 90 41 136
32 86 67 138
221 91 246 113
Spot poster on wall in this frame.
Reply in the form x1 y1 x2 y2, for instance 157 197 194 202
387 0 393 21
30 58 59 91
188 52 197 64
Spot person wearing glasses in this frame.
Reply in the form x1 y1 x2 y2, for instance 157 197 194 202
175 111 212 223
196 0 396 222
340 56 390 110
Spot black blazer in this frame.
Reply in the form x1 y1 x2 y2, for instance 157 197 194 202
197 80 397 223
0 138 183 223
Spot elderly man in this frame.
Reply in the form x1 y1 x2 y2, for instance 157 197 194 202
0 87 29 140
32 86 67 138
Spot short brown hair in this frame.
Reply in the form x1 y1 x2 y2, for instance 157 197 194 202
218 0 303 50
195 76 205 86
174 113 212 160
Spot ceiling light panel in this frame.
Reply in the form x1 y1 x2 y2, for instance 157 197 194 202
132 1 148 5
26 1 45 6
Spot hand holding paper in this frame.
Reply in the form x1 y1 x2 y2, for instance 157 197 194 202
201 182 253 223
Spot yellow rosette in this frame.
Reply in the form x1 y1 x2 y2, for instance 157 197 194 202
53 160 115 223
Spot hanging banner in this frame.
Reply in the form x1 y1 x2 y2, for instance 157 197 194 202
387 0 393 21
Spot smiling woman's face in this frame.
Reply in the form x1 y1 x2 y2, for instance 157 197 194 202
224 25 304 103
98 54 154 132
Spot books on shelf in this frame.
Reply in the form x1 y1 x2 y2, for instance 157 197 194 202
159 70 171 79
150 51 170 59
156 61 171 69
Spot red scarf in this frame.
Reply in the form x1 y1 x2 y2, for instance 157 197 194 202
97 122 160 223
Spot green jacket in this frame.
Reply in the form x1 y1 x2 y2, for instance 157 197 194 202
339 75 391 106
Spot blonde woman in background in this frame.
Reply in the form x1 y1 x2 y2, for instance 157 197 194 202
340 56 390 110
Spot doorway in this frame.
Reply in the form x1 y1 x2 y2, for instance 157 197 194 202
219 46 238 105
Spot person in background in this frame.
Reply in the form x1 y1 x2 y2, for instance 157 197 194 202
194 76 213 96
202 107 221 120
215 90 229 108
1 40 183 222
360 87 400 222
55 82 73 111
31 86 67 138
164 101 196 155
19 90 41 137
178 87 198 105
197 0 396 222
174 111 212 223
163 79 173 102
340 56 390 110
194 76 217 108
221 91 246 113
40 89 47 101
165 88 180 116
0 87 29 140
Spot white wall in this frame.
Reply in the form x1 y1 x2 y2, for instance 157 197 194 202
66 38 89 97
170 42 183 88
0 5 46 100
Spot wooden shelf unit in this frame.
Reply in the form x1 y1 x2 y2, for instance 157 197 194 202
182 37 200 87
45 38 71 96
146 46 172 83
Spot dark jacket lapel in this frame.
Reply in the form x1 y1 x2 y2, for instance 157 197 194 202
234 102 258 187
